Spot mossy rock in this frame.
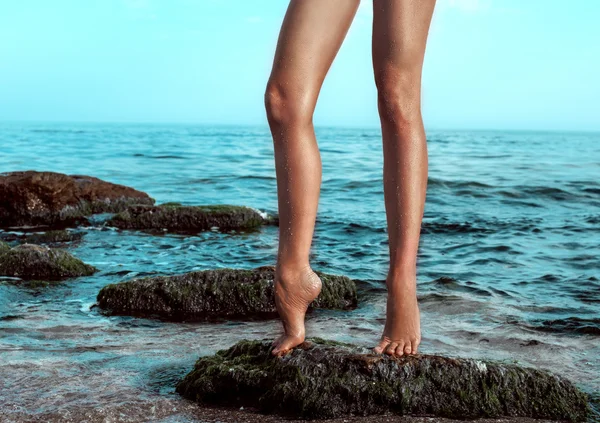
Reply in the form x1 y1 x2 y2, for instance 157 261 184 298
106 204 274 233
0 241 9 254
0 170 154 228
176 339 590 421
0 243 97 280
96 266 357 320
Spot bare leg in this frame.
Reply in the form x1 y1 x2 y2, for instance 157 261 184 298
371 0 436 356
265 0 360 356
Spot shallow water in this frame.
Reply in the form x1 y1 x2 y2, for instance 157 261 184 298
0 122 599 421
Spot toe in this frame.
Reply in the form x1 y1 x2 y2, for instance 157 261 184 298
271 338 285 355
385 342 399 355
411 339 420 354
272 345 287 356
272 335 302 356
271 336 285 354
394 343 405 357
373 339 390 354
403 342 412 355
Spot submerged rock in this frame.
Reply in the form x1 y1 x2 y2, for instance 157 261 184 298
0 171 154 228
0 243 97 280
23 230 85 246
176 339 590 421
106 203 274 233
96 265 356 320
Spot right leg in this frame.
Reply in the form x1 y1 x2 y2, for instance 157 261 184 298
371 0 436 356
265 0 360 355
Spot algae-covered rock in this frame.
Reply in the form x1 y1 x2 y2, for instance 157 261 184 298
106 203 274 232
176 339 590 421
0 171 154 228
97 266 356 320
0 241 9 254
23 230 85 246
0 244 97 280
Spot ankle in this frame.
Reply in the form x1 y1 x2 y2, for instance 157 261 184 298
275 262 313 283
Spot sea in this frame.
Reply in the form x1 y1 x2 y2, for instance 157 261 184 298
0 122 598 422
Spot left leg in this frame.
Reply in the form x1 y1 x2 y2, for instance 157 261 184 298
371 0 436 356
265 0 361 356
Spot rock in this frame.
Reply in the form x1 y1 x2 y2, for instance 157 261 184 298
176 339 590 421
96 266 356 320
0 243 97 280
106 203 274 233
23 230 85 246
0 241 9 254
0 171 154 228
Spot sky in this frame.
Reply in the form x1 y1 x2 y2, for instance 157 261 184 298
0 0 598 131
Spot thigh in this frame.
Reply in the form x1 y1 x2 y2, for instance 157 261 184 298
268 0 360 108
372 0 436 82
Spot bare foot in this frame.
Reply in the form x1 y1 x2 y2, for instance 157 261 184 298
373 277 421 357
271 266 322 356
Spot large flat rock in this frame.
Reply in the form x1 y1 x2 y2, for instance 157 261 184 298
96 266 357 320
106 203 275 233
176 339 590 421
0 243 97 280
0 171 154 228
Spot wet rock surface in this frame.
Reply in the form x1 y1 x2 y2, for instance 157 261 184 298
0 171 154 228
22 229 85 246
106 203 274 232
0 243 97 280
96 266 357 320
176 339 590 421
0 229 86 247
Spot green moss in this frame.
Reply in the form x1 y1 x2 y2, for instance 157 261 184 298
307 337 351 347
0 241 9 254
107 204 267 232
198 205 248 212
176 338 591 421
96 267 357 320
52 249 97 275
0 244 97 280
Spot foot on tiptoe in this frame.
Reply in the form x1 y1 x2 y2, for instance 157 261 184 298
271 265 322 356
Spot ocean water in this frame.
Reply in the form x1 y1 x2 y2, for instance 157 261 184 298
0 122 598 422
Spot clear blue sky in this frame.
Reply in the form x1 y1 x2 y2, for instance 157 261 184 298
1 0 598 130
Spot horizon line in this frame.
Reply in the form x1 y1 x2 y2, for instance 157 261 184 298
0 119 598 135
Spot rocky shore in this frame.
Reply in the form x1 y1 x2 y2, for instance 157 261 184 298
97 265 357 320
176 339 590 421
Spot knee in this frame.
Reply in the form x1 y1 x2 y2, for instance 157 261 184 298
264 80 313 128
375 66 422 126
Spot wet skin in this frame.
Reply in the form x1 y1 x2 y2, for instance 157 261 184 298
265 0 436 356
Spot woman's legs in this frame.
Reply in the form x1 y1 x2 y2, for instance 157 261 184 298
371 0 436 356
265 0 360 355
